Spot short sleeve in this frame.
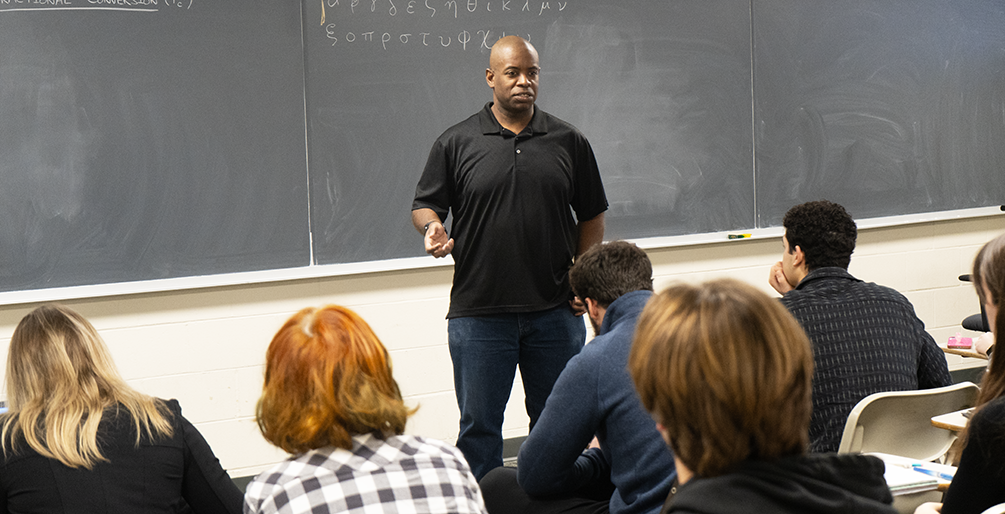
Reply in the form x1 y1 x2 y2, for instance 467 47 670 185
412 139 452 220
570 133 607 222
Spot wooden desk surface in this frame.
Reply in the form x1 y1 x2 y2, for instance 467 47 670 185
931 408 972 432
940 345 986 360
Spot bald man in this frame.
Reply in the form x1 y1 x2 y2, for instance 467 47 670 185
412 36 608 478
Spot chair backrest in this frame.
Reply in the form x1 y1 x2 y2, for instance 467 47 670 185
982 503 1005 514
959 274 990 332
837 382 979 462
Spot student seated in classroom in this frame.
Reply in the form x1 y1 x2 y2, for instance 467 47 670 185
0 305 243 513
629 279 897 513
768 200 952 453
916 232 1005 514
244 305 487 514
479 241 676 514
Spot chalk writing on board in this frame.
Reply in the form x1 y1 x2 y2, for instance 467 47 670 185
0 0 193 12
321 0 567 20
324 25 536 50
318 0 566 50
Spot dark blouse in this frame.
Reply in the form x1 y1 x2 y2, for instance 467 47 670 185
941 396 1005 514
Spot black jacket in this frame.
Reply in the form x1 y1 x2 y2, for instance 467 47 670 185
665 454 897 514
781 267 952 452
0 399 242 514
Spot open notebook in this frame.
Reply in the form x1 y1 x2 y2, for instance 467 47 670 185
869 452 955 495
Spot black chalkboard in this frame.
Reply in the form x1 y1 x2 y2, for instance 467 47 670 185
303 0 755 264
2 0 1004 296
0 1 309 294
753 0 1005 226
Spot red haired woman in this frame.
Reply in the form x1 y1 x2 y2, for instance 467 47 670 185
244 305 486 514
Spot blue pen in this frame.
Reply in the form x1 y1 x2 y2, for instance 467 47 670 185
912 464 955 481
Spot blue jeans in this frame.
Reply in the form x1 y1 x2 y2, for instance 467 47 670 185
448 304 587 480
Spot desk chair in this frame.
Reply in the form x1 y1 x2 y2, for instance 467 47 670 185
983 503 1005 514
837 382 979 462
959 274 990 333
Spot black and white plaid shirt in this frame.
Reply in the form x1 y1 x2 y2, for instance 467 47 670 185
244 433 487 514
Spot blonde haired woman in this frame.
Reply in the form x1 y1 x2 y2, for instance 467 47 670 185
0 304 242 513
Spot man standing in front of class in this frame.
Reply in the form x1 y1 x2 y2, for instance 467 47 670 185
411 35 608 479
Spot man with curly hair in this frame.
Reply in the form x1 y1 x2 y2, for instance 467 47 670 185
768 200 951 453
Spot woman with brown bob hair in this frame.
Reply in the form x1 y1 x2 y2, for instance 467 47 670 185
629 279 896 513
917 232 1005 514
0 304 243 513
244 305 486 514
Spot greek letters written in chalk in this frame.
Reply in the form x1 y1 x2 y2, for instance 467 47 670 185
322 0 568 20
319 0 570 50
324 26 531 51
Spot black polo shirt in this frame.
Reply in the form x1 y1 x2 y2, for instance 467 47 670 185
413 103 608 318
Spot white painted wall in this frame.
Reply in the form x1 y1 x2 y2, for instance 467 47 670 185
1 214 1002 479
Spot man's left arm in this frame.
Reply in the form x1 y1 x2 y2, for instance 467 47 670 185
568 130 607 259
517 355 605 497
570 213 605 315
576 212 605 257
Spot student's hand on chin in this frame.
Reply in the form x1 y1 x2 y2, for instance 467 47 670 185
768 262 793 295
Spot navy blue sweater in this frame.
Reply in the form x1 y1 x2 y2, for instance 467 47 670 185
517 290 676 514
